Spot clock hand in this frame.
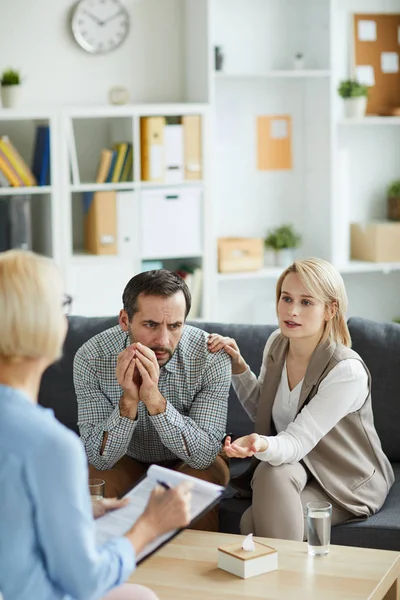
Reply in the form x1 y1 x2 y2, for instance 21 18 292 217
103 9 124 24
83 9 105 26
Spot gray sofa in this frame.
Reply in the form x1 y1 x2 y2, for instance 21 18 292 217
39 316 400 551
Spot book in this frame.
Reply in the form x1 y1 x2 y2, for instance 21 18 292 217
95 149 114 184
31 125 51 186
112 142 129 182
95 464 224 564
0 136 37 186
0 150 23 186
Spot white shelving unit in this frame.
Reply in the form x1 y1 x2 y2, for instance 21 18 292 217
207 0 400 324
1 0 400 325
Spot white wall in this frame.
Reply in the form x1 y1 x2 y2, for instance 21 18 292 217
0 0 185 106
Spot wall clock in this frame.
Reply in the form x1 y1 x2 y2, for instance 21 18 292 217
71 0 130 54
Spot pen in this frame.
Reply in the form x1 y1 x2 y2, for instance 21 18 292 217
157 480 171 490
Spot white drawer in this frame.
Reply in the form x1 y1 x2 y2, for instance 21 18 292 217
141 188 202 259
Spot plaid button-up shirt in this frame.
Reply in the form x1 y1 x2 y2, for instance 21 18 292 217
74 324 231 470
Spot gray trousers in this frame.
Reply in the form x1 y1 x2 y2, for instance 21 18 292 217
240 461 353 541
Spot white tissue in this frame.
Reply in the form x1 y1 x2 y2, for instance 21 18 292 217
241 533 255 552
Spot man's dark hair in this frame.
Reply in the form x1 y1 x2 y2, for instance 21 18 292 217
122 270 192 320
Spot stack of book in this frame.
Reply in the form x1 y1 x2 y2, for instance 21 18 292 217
95 142 133 184
0 136 37 188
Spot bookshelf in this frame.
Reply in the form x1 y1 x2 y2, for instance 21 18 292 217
1 0 400 325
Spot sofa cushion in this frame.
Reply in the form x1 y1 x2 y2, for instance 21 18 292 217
348 317 400 462
39 316 118 433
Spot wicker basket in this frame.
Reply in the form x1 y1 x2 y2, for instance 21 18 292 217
388 196 400 221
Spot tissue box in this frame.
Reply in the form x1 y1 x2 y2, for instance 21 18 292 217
218 541 278 579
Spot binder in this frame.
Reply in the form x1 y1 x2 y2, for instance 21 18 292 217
140 116 165 181
112 142 129 182
0 195 32 251
84 191 117 255
182 115 202 180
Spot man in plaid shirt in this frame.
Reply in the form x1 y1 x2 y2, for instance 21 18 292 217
74 270 231 531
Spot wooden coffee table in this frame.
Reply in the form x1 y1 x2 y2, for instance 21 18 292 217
129 530 400 599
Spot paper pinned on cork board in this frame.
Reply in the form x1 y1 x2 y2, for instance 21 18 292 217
358 20 377 41
355 65 375 86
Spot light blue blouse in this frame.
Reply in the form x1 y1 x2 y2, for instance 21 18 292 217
0 384 135 600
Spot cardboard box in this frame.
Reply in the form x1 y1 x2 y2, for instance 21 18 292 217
350 221 400 262
218 238 263 273
218 541 278 579
84 191 117 255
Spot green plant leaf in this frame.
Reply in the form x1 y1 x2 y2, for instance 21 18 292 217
1 69 20 86
264 224 301 250
337 79 368 98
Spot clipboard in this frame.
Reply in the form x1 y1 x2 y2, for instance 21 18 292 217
94 464 225 565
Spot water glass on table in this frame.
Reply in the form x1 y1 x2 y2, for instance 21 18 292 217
306 500 332 556
89 478 105 501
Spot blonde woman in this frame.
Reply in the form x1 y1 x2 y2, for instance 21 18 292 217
0 250 191 600
208 258 394 540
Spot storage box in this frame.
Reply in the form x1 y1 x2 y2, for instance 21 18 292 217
218 541 278 579
350 221 400 262
84 191 117 255
141 188 202 259
218 238 263 273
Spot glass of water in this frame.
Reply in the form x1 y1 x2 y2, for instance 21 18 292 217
306 501 332 556
89 478 105 500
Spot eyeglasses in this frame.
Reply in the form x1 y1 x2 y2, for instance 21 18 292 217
62 294 73 316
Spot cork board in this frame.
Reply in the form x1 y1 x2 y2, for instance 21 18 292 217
257 115 292 171
353 14 400 115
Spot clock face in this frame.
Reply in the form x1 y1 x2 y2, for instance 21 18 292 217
71 0 129 54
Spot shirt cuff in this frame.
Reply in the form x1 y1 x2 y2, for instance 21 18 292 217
254 435 279 462
107 405 138 437
231 366 252 384
102 536 136 584
149 400 185 432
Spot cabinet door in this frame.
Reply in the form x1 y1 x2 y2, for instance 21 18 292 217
141 188 202 259
65 262 134 317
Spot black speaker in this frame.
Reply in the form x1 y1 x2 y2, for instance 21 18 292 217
0 195 32 252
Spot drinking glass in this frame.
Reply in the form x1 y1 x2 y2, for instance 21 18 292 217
89 478 105 500
306 501 332 556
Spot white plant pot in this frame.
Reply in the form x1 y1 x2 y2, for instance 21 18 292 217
0 85 21 108
275 248 295 269
343 96 367 119
293 56 305 70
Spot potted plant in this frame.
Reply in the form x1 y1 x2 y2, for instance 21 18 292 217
338 79 368 119
293 53 305 70
0 68 22 108
264 224 302 267
387 180 400 221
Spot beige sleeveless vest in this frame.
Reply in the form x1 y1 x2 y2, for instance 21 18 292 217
247 334 394 516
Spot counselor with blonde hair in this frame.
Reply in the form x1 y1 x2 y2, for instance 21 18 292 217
0 250 192 600
208 257 394 540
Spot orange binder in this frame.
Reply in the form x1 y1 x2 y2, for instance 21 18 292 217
257 115 292 171
140 117 165 182
182 115 202 180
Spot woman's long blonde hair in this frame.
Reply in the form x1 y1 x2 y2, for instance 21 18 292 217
0 250 66 362
276 257 351 347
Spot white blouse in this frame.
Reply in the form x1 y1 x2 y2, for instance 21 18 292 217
231 330 369 466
